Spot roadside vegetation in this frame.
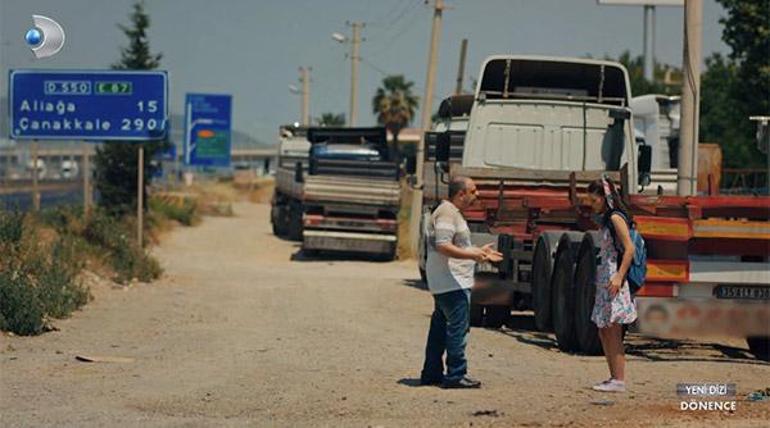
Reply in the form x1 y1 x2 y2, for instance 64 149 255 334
0 194 216 336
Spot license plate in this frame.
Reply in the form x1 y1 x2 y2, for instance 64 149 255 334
714 285 770 301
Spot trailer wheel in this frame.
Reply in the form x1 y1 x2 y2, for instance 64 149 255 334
419 267 427 284
274 205 288 237
575 232 603 355
747 336 770 361
532 232 560 332
551 233 583 353
384 246 397 262
484 306 510 329
287 203 303 241
469 303 483 327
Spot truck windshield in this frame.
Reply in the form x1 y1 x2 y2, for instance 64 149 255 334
311 143 384 162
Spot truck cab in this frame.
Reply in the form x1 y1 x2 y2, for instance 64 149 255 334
460 55 640 186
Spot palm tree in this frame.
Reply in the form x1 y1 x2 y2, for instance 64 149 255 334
315 112 346 127
372 75 419 157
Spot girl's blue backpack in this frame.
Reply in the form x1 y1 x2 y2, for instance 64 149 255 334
607 210 647 295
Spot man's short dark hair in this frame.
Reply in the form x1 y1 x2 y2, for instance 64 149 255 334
448 176 469 199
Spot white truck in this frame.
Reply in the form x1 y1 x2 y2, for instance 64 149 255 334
411 55 770 359
271 126 402 259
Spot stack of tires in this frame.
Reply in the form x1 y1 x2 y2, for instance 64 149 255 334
532 231 604 355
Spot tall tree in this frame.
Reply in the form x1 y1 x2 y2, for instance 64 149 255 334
610 51 682 97
700 0 769 168
372 75 419 157
315 112 346 127
94 1 168 216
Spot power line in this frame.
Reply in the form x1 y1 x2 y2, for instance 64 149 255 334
366 0 413 29
360 57 391 77
366 4 426 58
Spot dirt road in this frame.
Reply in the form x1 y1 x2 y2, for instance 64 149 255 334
1 203 768 427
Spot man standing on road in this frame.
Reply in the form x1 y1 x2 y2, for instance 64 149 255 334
420 176 502 389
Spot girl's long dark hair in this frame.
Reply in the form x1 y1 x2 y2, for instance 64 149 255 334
587 176 633 225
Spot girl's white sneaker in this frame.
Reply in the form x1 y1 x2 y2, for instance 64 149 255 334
592 379 626 392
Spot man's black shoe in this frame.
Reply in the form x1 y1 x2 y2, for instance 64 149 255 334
419 377 443 386
441 376 481 389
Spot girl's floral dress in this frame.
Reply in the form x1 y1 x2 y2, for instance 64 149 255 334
591 223 638 328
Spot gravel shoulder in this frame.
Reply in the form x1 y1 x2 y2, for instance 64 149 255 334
1 202 768 427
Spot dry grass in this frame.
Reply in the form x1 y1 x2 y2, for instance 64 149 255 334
244 178 275 204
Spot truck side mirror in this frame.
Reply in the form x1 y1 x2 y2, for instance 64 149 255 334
638 145 652 186
609 108 631 121
294 161 304 183
405 154 417 175
436 132 451 163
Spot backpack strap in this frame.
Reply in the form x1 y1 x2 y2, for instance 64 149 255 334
605 209 631 253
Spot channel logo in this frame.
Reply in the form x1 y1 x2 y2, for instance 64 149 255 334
25 15 66 59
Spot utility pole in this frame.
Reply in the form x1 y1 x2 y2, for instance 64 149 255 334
349 22 363 126
677 0 702 196
455 38 468 95
409 0 445 254
643 5 655 81
597 2 685 82
299 66 311 126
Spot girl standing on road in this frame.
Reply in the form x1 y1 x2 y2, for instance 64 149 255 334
586 176 638 393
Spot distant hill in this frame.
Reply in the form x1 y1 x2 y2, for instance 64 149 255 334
167 114 274 150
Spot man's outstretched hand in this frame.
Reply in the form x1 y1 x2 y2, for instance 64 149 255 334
480 243 504 263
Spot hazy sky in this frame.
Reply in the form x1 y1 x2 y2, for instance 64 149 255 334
1 0 730 146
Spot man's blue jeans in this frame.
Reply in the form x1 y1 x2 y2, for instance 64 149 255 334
421 288 471 383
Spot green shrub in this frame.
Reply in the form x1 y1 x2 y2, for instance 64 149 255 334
0 199 169 335
0 218 90 335
0 271 45 335
36 236 90 318
40 205 84 236
0 210 25 246
83 209 162 284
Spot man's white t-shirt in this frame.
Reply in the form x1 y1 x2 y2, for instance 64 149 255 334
425 200 475 295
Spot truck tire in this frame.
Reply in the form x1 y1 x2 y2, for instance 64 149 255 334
469 303 483 327
287 203 303 241
575 232 603 356
484 306 509 329
419 267 427 284
384 245 397 262
551 232 583 353
271 216 281 236
274 205 288 237
532 232 561 332
747 336 770 361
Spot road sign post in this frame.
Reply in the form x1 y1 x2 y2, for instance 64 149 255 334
82 141 91 217
32 141 40 211
9 70 168 244
137 144 144 248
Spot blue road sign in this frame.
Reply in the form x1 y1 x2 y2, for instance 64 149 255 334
184 93 232 167
9 69 168 141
